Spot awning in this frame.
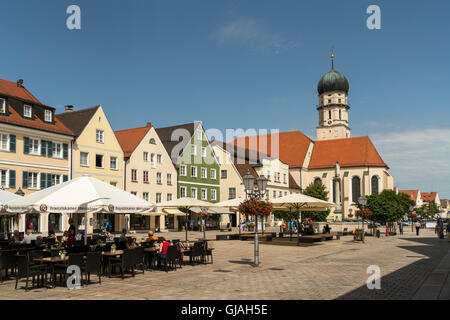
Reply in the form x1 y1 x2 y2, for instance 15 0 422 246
134 211 167 217
163 208 186 216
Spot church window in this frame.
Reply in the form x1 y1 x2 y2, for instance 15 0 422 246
352 176 361 203
338 99 341 103
371 176 379 195
339 110 342 120
328 99 331 104
328 110 331 119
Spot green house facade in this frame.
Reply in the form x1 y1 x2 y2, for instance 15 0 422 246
156 122 220 203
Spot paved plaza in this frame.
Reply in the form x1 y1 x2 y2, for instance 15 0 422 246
1 228 449 300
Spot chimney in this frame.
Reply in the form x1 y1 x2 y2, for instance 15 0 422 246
16 79 24 87
65 105 74 112
146 122 152 127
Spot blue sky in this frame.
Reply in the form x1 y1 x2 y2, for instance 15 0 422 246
1 0 450 197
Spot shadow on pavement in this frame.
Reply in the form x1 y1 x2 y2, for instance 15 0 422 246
336 236 449 300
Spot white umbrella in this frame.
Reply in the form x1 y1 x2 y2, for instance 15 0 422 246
270 193 336 239
157 197 217 240
0 189 20 208
7 176 155 244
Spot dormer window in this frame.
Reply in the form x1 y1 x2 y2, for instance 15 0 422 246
0 98 5 114
44 110 52 122
24 105 32 118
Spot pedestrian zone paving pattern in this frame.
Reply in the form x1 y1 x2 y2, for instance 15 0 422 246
1 228 449 300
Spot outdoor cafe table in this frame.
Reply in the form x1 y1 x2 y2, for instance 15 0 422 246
33 256 70 288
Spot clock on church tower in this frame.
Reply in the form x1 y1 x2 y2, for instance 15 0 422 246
316 52 351 141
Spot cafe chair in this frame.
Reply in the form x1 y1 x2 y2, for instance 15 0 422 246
81 251 102 286
0 253 16 282
53 253 84 285
15 255 47 291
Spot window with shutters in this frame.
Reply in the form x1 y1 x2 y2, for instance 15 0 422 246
0 133 8 151
52 143 62 158
0 98 5 114
0 170 7 188
24 105 32 118
30 139 40 155
28 172 39 189
51 174 62 186
80 152 89 167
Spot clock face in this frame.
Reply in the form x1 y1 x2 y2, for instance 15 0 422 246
327 120 333 125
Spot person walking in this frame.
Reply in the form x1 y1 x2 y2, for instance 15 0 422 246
415 220 421 236
398 221 403 235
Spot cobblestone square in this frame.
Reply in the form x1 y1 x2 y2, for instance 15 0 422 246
1 228 449 300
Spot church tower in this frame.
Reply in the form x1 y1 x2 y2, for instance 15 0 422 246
316 52 351 141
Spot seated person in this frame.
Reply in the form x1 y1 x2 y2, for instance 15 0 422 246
61 231 68 243
145 231 158 242
9 230 23 245
101 219 112 233
23 229 34 244
119 228 127 242
47 230 58 243
158 237 170 259
126 237 138 249
323 224 331 234
66 230 76 246
35 236 46 248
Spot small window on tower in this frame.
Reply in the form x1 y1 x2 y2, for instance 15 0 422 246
328 99 331 104
328 110 331 119
338 99 341 103
339 110 342 120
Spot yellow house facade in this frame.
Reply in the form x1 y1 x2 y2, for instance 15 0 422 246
0 78 74 235
57 105 124 233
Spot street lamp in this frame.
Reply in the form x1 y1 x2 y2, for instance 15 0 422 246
358 196 367 243
409 206 414 233
243 170 268 267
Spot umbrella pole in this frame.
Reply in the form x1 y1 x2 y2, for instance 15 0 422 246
84 212 88 246
185 212 188 242
238 211 241 236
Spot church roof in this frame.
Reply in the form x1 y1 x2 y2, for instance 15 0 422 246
309 136 388 169
231 131 313 168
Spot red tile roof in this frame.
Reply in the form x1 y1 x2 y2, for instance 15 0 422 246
0 79 40 104
115 125 152 158
0 103 74 136
232 131 313 168
421 192 438 203
399 190 419 202
309 136 388 169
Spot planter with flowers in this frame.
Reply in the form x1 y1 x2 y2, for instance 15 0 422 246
198 210 211 239
59 250 67 259
110 244 116 253
238 199 274 233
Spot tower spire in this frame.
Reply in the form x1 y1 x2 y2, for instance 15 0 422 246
331 46 335 70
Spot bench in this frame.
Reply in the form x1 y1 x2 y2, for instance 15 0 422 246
216 235 229 241
298 233 340 244
239 234 274 241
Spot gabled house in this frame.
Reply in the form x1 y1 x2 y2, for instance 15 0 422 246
57 105 124 232
115 123 177 232
421 192 441 209
0 78 74 234
399 190 423 208
156 121 220 230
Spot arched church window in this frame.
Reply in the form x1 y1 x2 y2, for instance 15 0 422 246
352 176 361 203
328 110 331 119
339 110 341 120
371 176 379 195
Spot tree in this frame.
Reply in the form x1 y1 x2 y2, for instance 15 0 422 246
416 201 440 218
302 180 330 222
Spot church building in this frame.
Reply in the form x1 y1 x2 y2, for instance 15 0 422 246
232 54 394 220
